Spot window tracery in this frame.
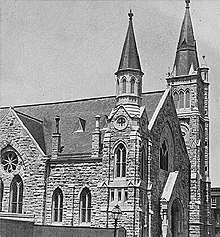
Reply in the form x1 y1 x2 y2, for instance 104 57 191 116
10 175 23 213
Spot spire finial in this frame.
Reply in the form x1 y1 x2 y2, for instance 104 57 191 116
185 0 190 8
128 9 133 21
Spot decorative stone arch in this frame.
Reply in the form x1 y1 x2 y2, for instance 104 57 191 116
171 198 184 236
77 184 91 200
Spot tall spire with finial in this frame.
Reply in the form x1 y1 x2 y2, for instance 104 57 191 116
172 0 199 76
117 9 142 73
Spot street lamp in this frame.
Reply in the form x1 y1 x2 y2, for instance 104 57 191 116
112 204 122 237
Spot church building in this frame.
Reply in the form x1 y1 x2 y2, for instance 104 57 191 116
0 1 211 236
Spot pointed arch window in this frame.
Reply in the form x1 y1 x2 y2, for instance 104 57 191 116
122 78 126 93
179 91 184 109
0 178 3 211
52 188 63 223
115 144 126 178
185 90 190 108
173 91 179 109
130 78 135 94
160 140 168 171
10 175 23 213
80 187 91 223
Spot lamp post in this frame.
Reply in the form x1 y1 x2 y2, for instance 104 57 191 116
112 204 122 237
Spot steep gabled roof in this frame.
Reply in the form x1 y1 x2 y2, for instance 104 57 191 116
0 91 164 155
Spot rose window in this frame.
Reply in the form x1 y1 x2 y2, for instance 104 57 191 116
2 151 18 173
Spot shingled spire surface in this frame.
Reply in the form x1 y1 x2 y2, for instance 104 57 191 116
117 10 142 73
172 0 199 76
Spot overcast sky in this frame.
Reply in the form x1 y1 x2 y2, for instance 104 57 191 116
1 0 220 185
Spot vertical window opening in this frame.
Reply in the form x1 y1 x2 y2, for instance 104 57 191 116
52 188 63 223
115 144 126 178
173 92 179 109
185 90 190 108
122 78 126 93
130 78 135 94
118 189 122 201
110 189 114 202
179 91 184 109
80 187 91 223
160 140 168 171
10 175 23 213
124 189 128 201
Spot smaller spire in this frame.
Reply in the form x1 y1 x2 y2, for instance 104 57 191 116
128 9 133 21
185 0 190 8
116 10 142 74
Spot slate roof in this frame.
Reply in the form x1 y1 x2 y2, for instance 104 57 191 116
173 1 199 76
117 11 142 73
0 91 164 155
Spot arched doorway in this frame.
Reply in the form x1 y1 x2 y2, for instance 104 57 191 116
171 198 183 236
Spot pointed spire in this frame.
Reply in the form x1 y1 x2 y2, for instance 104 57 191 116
116 10 142 74
172 0 199 76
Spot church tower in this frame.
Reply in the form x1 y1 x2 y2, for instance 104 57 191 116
166 0 211 236
99 10 148 237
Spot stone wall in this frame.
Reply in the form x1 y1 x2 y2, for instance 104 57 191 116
150 92 190 237
0 110 47 224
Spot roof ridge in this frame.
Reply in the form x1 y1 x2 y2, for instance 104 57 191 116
0 91 165 109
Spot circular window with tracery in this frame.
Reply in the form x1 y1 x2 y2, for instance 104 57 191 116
2 151 18 173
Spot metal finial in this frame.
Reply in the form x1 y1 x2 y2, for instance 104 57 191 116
128 9 133 21
185 0 190 8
